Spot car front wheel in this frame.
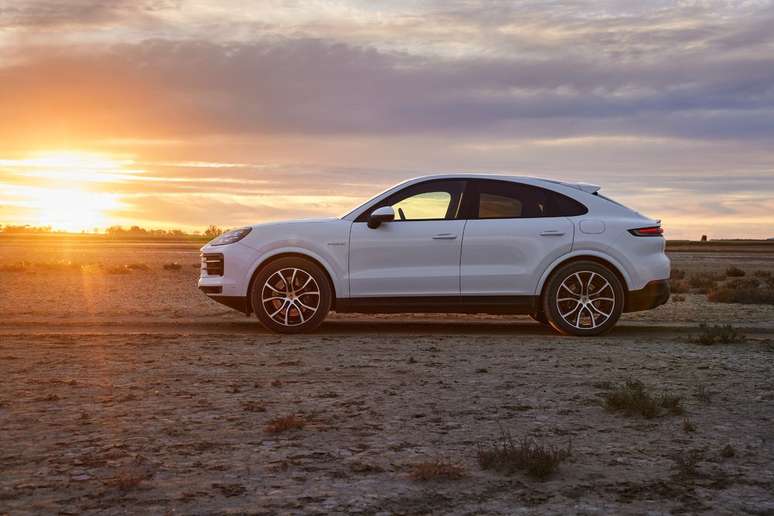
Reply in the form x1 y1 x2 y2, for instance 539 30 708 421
251 257 331 334
543 261 624 336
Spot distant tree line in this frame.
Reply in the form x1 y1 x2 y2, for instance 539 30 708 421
0 224 226 240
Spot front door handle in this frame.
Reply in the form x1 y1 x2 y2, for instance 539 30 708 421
540 230 565 236
433 233 458 240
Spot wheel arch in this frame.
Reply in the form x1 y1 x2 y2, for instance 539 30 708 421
537 252 631 300
246 250 338 314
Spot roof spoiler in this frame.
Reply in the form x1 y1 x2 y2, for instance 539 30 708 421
558 181 601 194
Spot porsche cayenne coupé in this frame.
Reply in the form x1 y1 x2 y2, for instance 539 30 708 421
198 175 670 335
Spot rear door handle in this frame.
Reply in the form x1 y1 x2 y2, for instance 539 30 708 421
433 233 458 240
540 230 565 236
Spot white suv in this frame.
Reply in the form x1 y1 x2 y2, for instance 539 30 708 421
199 175 670 335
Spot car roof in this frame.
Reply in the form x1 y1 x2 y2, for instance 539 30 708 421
396 173 601 194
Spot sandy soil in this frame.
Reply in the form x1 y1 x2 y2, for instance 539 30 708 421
1 240 774 515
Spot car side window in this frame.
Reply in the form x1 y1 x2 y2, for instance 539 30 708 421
356 180 464 222
465 180 589 219
470 180 548 219
392 191 452 221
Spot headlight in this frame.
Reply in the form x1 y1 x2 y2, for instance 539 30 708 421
209 227 252 246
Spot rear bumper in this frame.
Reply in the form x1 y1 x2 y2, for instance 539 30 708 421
624 279 670 313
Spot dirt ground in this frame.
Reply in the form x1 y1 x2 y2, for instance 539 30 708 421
1 239 774 515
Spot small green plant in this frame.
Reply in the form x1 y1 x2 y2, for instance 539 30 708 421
673 450 702 479
720 444 735 458
603 380 684 418
694 384 712 404
692 324 746 345
725 266 746 277
477 429 571 480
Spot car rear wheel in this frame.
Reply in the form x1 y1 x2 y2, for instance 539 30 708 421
251 257 331 334
543 261 624 336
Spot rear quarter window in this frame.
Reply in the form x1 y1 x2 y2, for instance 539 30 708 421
548 191 588 217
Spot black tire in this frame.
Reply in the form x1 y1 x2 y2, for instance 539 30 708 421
251 257 331 334
542 260 624 336
529 312 549 325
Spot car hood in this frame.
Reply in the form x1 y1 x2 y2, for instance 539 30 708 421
248 217 340 229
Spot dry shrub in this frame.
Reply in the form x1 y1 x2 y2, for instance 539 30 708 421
0 262 32 272
603 380 683 418
241 400 266 412
104 265 130 274
720 444 735 459
707 287 774 305
126 263 150 271
477 430 570 480
672 295 686 303
670 279 690 294
264 414 305 433
103 467 148 490
670 268 686 280
753 270 772 278
725 266 746 277
408 459 467 481
163 262 182 271
682 418 696 433
692 324 746 345
725 278 759 289
688 272 723 292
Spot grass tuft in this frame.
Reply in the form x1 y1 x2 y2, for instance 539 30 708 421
692 324 746 345
725 266 746 277
603 380 683 418
408 459 467 481
720 444 735 459
477 429 570 480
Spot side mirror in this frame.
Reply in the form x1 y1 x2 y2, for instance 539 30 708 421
367 206 395 229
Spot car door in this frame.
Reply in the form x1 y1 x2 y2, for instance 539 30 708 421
349 179 466 297
460 179 574 296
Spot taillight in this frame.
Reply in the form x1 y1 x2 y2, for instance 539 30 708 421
628 226 664 237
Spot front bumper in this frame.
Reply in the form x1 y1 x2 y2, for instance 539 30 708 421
197 242 256 314
624 279 670 313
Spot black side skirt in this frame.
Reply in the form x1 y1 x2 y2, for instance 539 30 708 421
335 295 539 315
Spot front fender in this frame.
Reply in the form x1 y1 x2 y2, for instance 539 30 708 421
242 245 348 300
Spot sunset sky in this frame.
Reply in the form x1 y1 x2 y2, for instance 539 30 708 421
1 0 773 238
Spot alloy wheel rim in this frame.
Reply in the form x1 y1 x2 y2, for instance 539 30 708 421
556 271 615 330
261 268 320 327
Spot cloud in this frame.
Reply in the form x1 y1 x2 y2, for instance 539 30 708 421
0 0 177 28
2 32 774 145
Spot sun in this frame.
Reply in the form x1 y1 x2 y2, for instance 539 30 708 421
33 188 121 232
1 151 130 232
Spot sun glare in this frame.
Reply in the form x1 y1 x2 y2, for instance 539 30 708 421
0 151 130 232
33 188 122 232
